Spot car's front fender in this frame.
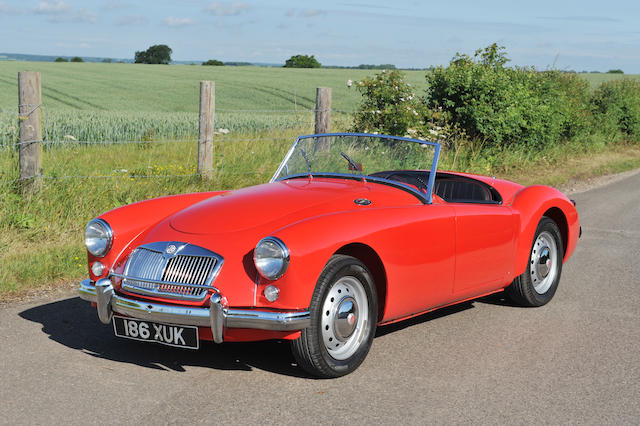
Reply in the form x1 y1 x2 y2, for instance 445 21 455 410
511 185 580 277
86 191 227 280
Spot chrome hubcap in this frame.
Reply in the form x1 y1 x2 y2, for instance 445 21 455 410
334 297 358 340
321 276 369 360
537 247 551 278
530 231 558 294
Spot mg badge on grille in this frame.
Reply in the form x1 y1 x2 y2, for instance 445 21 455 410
165 244 177 255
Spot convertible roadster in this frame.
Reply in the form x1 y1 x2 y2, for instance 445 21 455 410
79 133 580 377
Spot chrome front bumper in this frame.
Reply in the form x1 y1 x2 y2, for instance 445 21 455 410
78 279 310 344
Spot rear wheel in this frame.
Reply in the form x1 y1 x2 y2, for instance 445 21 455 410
507 217 564 307
291 255 377 378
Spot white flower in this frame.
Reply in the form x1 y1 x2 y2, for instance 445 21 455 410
347 79 353 87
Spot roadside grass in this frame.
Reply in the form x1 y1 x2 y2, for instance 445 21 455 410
2 123 639 298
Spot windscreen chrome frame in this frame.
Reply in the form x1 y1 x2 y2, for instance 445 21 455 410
270 132 441 204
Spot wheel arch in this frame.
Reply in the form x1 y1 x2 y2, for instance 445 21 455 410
543 207 568 258
335 243 387 322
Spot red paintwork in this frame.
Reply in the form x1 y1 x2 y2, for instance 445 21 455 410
87 172 580 342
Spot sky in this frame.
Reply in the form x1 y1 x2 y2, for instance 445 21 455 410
1 0 639 72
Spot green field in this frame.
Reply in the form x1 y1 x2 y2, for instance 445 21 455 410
1 61 636 143
0 61 428 111
0 61 427 143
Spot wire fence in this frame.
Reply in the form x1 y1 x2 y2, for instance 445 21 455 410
0 104 357 185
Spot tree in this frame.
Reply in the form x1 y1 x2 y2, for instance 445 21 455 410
607 69 624 74
202 59 224 66
135 44 172 64
283 54 321 68
70 56 84 62
54 57 68 62
102 58 113 63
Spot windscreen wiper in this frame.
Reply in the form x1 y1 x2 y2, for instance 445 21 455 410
300 148 312 179
341 152 365 182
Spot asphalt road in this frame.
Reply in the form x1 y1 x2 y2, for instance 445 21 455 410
1 171 639 425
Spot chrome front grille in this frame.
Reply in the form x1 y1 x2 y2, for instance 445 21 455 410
119 242 223 301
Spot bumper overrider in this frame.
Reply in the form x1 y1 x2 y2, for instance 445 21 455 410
78 279 311 344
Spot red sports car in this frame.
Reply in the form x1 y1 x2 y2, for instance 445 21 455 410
79 133 580 378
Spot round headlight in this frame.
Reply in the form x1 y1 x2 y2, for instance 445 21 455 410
85 219 113 257
254 237 289 280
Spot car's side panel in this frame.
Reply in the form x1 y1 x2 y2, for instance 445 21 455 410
510 185 580 277
451 204 517 295
267 205 458 322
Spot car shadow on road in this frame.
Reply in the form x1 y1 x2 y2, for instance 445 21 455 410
476 291 522 307
18 297 309 378
19 296 480 378
375 302 474 337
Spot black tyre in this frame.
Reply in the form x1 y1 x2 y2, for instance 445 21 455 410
291 255 377 378
507 217 564 307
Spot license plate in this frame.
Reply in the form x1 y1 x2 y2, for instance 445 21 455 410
112 316 199 349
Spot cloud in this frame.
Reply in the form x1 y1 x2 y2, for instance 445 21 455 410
164 16 196 27
0 1 24 14
102 1 132 11
34 0 71 14
283 9 326 18
32 1 97 23
536 16 621 23
115 14 147 26
300 9 325 18
204 2 250 16
48 8 97 23
55 41 92 49
340 3 401 10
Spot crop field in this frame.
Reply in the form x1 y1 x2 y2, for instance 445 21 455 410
1 61 635 143
0 61 427 143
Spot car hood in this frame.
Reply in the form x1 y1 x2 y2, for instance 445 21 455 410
169 178 378 235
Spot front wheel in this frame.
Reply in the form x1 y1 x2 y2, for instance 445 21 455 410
291 255 377 378
507 217 564 307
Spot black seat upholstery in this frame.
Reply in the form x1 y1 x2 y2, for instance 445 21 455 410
368 170 499 204
434 178 491 202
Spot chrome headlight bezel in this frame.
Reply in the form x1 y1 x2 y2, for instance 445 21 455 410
85 218 113 257
254 237 290 280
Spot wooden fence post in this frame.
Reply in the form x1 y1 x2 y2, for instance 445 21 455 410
18 71 43 192
198 81 215 180
314 87 331 134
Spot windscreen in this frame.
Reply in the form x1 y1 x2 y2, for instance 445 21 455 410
271 133 440 202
